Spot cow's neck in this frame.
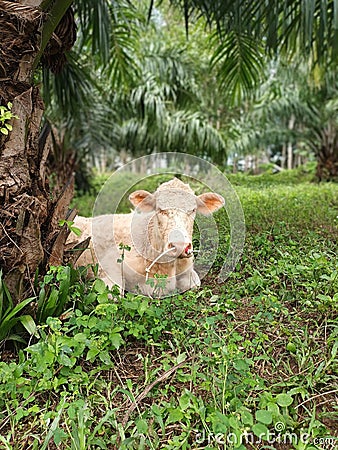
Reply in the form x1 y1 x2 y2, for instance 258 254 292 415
131 212 168 261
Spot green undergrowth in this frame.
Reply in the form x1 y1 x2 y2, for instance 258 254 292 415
0 171 337 449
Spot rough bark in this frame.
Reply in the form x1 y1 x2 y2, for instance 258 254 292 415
0 87 48 297
0 1 75 299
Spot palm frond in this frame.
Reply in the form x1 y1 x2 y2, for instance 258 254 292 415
210 30 265 104
108 25 140 89
74 0 111 65
172 0 338 83
143 42 200 107
130 75 167 126
164 110 226 161
105 3 145 89
43 51 98 117
226 61 338 163
117 118 153 154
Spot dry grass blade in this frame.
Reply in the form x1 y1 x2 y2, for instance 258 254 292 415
121 356 193 428
295 389 338 409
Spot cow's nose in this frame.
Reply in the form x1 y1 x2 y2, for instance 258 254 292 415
167 229 193 258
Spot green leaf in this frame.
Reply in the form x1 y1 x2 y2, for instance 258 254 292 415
166 408 183 424
176 353 187 364
0 435 13 449
59 353 73 367
136 418 148 434
19 315 38 337
70 226 82 237
255 410 273 425
252 422 269 439
233 358 250 371
57 266 70 315
276 393 293 407
41 289 59 321
5 334 27 344
240 410 253 426
209 411 229 433
287 387 307 398
73 332 88 343
53 427 68 446
317 294 331 302
267 402 280 415
126 378 133 391
2 297 35 324
331 340 338 359
99 350 112 366
94 279 106 294
151 404 162 416
0 270 12 320
179 392 191 411
86 347 100 361
41 397 66 450
138 299 149 317
110 333 123 349
46 316 62 331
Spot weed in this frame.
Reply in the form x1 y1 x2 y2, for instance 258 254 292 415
0 271 35 345
0 102 17 135
0 172 337 448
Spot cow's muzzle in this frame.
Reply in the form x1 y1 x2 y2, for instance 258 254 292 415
167 229 193 258
168 242 193 258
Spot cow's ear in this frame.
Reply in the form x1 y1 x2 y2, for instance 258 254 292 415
197 193 225 215
129 190 155 212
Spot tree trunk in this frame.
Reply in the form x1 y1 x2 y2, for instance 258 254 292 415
287 115 295 170
315 124 338 181
0 0 74 299
281 144 286 169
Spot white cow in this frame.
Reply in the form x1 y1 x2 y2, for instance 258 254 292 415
68 178 224 297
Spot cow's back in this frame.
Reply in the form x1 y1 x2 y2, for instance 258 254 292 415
68 214 133 282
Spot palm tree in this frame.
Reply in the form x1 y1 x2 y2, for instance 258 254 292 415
43 10 227 178
304 79 338 181
226 61 338 180
106 41 226 164
0 0 75 297
0 0 140 298
181 0 338 178
174 0 338 102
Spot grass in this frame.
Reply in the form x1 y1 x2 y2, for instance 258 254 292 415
0 170 337 449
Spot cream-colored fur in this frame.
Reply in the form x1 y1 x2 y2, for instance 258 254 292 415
67 178 224 297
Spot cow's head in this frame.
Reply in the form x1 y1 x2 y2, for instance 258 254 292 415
129 178 224 260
